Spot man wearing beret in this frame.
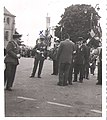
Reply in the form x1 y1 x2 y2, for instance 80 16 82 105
4 34 21 91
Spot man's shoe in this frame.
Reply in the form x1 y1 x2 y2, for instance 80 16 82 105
79 80 83 83
69 82 73 85
63 83 68 86
57 82 63 86
86 77 89 80
30 75 34 78
5 87 12 91
54 73 58 75
38 76 41 78
96 82 102 85
51 73 55 75
73 80 77 82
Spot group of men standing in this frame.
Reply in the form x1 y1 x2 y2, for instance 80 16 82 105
4 33 102 91
56 35 90 86
50 35 102 86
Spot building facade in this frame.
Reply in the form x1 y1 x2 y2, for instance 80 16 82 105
4 7 16 48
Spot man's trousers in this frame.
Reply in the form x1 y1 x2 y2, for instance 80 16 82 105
58 63 70 85
31 58 44 77
5 63 17 88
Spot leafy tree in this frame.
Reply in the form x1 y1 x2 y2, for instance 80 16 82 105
54 4 101 44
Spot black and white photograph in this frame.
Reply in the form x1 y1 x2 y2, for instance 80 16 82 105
1 0 106 119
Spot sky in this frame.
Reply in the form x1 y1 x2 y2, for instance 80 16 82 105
3 0 105 47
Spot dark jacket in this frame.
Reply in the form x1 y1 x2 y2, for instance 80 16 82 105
33 42 47 60
4 40 20 65
73 45 86 65
50 45 59 60
57 39 74 64
83 45 90 64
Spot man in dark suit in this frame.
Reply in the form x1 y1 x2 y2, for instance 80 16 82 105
82 41 90 80
73 40 86 83
4 34 21 91
30 36 47 78
51 39 60 75
96 47 102 85
57 34 75 86
68 58 74 85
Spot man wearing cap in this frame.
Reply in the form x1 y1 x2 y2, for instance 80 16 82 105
4 34 21 91
73 40 87 83
30 36 47 78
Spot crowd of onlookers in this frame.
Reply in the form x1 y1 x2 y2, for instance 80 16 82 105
20 47 34 58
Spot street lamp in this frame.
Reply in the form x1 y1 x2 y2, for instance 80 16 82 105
95 4 100 10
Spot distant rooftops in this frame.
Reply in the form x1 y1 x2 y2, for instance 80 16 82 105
4 7 16 17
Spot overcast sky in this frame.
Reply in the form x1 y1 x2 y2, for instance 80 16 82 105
3 0 105 47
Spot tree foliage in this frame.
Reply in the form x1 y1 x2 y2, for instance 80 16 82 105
54 4 100 43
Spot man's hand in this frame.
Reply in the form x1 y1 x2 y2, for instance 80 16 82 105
17 54 21 59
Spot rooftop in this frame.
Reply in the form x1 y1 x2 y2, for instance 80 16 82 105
4 7 16 17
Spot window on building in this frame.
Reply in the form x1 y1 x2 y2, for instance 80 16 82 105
4 31 9 41
7 17 10 24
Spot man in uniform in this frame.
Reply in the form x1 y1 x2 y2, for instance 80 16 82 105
4 34 21 91
30 36 47 78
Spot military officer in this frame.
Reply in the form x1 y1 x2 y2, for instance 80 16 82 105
30 36 47 78
4 34 21 91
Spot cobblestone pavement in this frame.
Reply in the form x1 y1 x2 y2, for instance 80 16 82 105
5 57 102 117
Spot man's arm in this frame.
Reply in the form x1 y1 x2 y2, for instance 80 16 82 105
6 41 18 59
57 42 63 61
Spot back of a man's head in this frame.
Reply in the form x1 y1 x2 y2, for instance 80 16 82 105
63 33 70 40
